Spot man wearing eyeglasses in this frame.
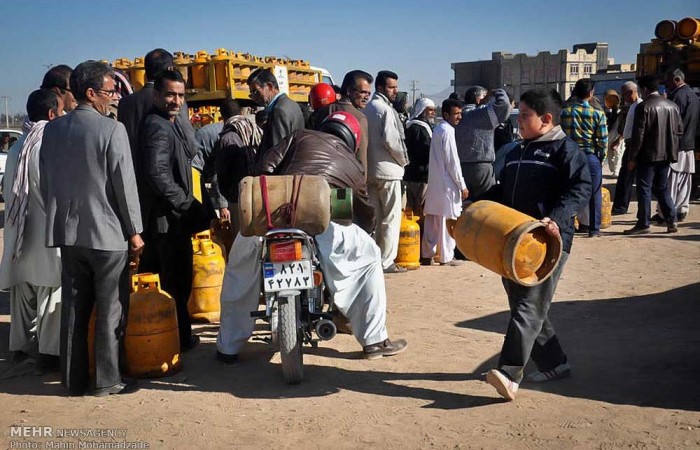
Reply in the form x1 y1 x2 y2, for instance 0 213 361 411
247 68 305 159
40 64 77 112
307 70 372 178
40 60 144 396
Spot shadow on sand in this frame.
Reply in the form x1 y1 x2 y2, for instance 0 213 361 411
457 283 700 412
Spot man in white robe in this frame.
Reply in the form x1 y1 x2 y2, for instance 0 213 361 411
422 99 468 265
0 89 64 371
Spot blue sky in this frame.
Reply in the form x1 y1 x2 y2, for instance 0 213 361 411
0 0 697 114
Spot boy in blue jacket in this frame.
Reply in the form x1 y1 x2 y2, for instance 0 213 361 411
484 89 592 401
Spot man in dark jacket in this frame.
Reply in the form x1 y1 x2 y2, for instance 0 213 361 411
403 97 435 221
623 75 683 235
247 68 305 158
483 89 591 401
118 48 196 176
139 70 208 351
653 69 699 223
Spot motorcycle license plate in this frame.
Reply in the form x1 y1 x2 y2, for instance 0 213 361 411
263 260 314 292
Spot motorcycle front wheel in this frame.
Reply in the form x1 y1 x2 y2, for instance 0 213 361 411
278 292 303 384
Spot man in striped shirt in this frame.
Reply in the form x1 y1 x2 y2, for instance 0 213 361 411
561 79 608 237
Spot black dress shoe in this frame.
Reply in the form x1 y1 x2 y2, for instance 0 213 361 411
623 225 651 235
677 212 687 222
181 335 200 352
650 214 665 225
611 209 627 216
575 224 590 234
92 379 139 397
216 351 239 364
667 222 678 233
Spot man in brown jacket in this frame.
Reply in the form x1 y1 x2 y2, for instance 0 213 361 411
623 75 683 235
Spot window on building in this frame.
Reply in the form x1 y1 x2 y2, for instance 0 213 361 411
583 64 592 75
570 64 579 76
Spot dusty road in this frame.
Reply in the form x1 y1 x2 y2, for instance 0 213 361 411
0 182 699 449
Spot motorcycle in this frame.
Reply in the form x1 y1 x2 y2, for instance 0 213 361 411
251 227 337 384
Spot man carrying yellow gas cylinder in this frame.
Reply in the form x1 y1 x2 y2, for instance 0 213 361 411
216 108 408 362
456 88 592 401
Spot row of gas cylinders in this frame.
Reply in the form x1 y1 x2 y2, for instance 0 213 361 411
88 225 231 379
113 48 316 94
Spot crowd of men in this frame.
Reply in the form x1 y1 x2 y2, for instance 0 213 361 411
1 46 697 402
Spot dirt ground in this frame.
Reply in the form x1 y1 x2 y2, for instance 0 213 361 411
1 176 699 450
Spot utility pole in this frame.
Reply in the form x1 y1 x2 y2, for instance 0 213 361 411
1 96 9 128
409 80 418 107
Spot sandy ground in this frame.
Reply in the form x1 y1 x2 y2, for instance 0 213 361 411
0 175 699 450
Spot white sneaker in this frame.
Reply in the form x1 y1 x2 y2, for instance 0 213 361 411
526 363 571 382
486 369 519 401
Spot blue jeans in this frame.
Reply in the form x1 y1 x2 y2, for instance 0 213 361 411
635 161 676 227
586 154 603 234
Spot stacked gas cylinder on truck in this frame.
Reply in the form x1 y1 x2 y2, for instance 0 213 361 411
112 48 334 124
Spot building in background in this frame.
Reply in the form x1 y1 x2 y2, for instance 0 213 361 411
451 43 629 103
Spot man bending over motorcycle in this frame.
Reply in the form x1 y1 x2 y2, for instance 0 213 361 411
216 112 408 362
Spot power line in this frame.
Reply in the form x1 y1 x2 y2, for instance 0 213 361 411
409 80 418 107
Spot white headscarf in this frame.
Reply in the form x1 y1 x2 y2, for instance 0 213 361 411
409 97 435 120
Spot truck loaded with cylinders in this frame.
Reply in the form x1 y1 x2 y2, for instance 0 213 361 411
636 17 700 198
111 48 334 124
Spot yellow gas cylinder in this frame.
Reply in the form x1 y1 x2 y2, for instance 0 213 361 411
173 51 192 87
130 57 146 91
212 48 232 91
192 50 210 90
395 210 421 270
192 230 224 258
452 201 562 286
125 273 181 378
113 58 132 71
655 19 678 41
601 187 612 229
87 264 167 378
677 17 700 41
188 239 224 323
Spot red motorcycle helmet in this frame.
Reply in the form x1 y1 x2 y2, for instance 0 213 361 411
319 111 361 153
309 83 336 110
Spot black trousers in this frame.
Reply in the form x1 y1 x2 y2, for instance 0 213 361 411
140 231 193 347
612 140 635 213
60 246 129 395
498 252 569 383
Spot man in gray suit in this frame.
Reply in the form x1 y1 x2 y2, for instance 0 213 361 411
40 61 144 396
247 68 305 160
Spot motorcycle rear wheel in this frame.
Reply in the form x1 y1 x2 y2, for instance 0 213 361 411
278 293 303 384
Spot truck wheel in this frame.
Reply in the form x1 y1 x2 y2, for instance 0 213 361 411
278 293 303 384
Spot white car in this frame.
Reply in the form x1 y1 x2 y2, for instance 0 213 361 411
0 129 24 200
